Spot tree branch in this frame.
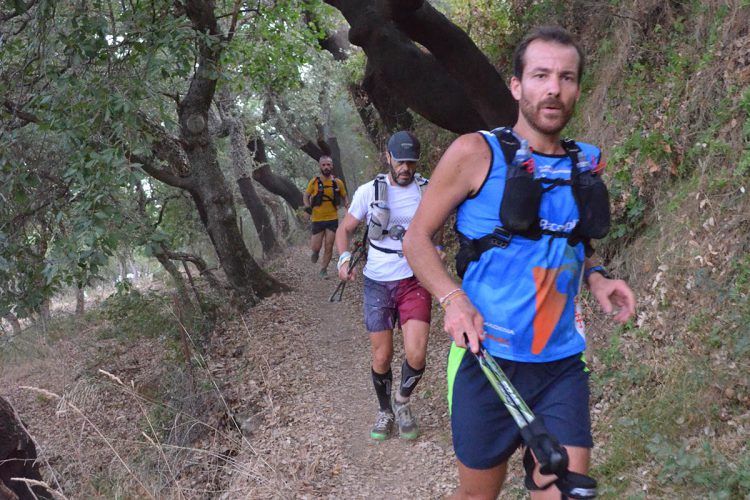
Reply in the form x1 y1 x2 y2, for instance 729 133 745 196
324 0 487 133
163 250 222 290
133 154 193 190
0 0 38 22
2 98 39 126
387 0 517 128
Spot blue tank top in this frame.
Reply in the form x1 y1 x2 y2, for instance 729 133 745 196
456 130 601 362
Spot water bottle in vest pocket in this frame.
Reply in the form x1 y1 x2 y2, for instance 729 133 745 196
368 201 390 242
500 139 542 233
572 153 610 240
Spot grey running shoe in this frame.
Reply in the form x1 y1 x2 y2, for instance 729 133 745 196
393 399 418 440
319 268 328 279
370 410 394 440
311 251 319 263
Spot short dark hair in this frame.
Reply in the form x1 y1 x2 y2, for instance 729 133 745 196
513 26 585 82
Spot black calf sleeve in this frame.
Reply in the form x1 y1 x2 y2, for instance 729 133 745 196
399 359 425 398
371 368 392 411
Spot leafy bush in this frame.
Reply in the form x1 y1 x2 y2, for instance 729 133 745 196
94 286 180 342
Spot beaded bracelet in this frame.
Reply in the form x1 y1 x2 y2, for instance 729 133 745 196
439 288 466 310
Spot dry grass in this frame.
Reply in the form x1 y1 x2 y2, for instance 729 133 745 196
1 293 259 499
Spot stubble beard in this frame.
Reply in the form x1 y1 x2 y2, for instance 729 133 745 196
389 165 414 186
519 96 575 136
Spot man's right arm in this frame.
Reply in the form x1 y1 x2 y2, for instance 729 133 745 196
335 212 362 281
403 133 491 353
303 180 313 214
335 185 366 281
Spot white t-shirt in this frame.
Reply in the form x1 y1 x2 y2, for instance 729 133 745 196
348 176 424 282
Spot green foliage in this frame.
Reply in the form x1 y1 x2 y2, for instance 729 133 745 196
647 436 750 498
442 0 514 63
0 0 264 314
95 287 180 342
738 87 750 178
342 50 366 86
223 0 323 93
593 356 710 495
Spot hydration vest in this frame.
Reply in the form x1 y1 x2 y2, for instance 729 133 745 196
367 173 428 244
455 128 610 277
311 176 341 208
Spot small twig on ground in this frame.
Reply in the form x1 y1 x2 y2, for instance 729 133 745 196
20 386 157 500
9 478 69 500
99 369 184 500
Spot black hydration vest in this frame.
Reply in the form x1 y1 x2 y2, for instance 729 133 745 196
311 176 341 208
455 128 611 278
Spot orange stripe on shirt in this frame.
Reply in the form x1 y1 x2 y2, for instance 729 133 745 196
531 267 568 355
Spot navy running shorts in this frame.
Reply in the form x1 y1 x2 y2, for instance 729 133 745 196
447 343 592 470
363 276 432 333
311 219 338 235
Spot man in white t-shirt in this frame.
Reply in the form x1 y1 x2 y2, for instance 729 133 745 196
335 131 443 441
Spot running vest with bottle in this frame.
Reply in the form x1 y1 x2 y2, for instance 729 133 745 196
311 176 341 208
367 173 428 250
455 128 610 278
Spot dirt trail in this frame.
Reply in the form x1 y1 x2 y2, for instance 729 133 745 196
1 246 527 498
225 247 458 498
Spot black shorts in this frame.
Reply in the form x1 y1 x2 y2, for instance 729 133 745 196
448 345 592 469
311 220 338 235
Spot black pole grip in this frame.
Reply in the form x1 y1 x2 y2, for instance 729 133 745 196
556 470 598 499
519 418 569 476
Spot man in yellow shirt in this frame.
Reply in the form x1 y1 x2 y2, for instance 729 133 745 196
304 155 349 277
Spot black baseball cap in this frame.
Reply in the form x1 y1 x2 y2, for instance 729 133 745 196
387 131 421 162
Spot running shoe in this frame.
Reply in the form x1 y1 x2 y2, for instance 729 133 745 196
370 410 394 440
393 399 418 440
319 268 328 279
311 251 319 263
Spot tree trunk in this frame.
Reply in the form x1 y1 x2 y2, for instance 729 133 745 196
323 135 346 182
38 299 50 325
0 397 51 500
361 59 415 134
251 164 303 209
325 0 517 132
75 285 84 316
154 247 195 313
236 177 280 256
300 140 324 163
138 0 288 302
2 314 21 336
387 0 517 128
217 90 281 256
300 135 347 181
248 138 303 209
187 187 287 300
314 14 412 141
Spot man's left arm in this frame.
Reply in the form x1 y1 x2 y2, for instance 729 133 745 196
584 258 636 323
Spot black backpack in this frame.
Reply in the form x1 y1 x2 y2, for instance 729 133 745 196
311 176 341 208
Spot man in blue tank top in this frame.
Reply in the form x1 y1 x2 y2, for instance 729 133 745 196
404 26 636 499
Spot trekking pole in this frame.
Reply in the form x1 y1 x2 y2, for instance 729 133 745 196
329 242 365 302
463 333 598 499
